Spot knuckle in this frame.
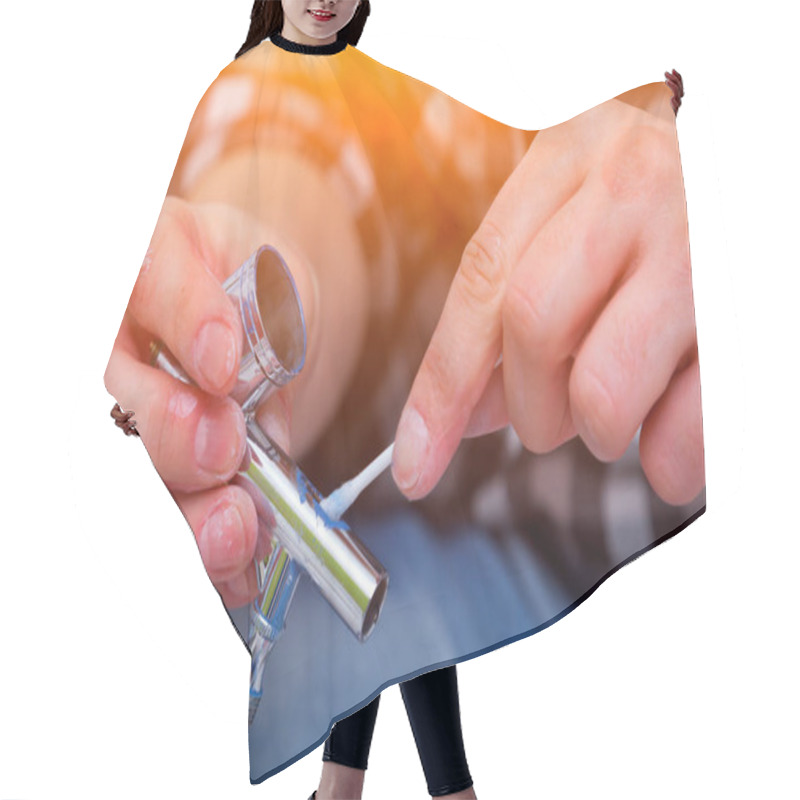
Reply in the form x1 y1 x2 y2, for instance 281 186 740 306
420 341 459 415
601 124 675 204
457 221 508 311
502 274 551 354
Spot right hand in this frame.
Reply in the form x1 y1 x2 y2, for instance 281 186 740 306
105 197 289 608
393 83 702 507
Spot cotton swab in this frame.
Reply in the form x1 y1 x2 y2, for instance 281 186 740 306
320 443 395 520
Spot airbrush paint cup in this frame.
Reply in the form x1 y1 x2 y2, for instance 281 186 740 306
222 245 306 412
152 245 306 407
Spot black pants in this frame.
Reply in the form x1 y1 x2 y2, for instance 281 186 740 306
323 665 473 797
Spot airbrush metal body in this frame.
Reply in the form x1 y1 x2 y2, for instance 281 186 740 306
153 246 388 724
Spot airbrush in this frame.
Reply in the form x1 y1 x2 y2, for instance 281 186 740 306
151 245 390 724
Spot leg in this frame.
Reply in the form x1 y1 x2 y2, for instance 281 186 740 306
315 695 381 800
400 666 475 798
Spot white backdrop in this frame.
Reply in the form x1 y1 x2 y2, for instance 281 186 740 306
1 1 797 798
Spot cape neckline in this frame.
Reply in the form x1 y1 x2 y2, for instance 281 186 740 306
271 32 348 55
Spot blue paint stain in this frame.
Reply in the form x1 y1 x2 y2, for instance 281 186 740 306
295 470 351 532
295 471 312 505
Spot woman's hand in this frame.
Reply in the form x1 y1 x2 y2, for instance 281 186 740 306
105 197 289 608
393 82 703 507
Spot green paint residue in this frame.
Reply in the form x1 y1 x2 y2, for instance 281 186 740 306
246 462 369 613
259 549 290 616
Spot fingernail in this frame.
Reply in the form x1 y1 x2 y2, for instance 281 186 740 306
195 402 246 477
194 320 237 391
392 407 429 495
199 503 245 574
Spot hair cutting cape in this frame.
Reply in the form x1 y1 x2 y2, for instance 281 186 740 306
111 36 704 783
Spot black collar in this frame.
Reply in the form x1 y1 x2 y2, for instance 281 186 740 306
271 33 348 55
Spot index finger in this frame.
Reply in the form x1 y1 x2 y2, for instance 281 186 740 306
127 197 244 396
392 133 582 500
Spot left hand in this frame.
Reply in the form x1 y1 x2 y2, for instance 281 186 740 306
392 83 703 507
